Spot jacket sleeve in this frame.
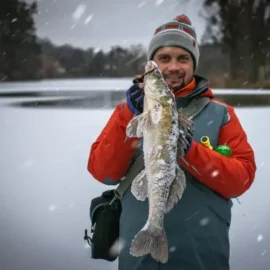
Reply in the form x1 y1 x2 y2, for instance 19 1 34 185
87 102 140 185
178 104 256 199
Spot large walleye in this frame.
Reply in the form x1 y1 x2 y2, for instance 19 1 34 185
126 60 192 263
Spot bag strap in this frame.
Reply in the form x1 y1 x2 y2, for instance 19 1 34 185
112 96 210 202
182 96 210 119
112 150 144 202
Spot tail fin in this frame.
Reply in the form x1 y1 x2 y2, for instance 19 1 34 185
130 226 169 263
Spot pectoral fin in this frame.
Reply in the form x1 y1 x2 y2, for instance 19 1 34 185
126 112 149 138
131 169 148 201
165 165 186 213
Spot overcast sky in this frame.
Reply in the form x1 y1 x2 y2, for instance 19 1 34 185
25 0 206 51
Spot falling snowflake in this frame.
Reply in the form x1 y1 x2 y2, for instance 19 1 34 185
261 250 267 256
207 120 214 126
257 234 263 242
20 160 34 170
109 238 125 257
169 246 176 252
259 162 264 168
155 0 164 6
199 217 210 226
93 47 101 54
138 2 146 8
48 204 56 212
72 4 86 21
84 14 93 24
211 170 219 177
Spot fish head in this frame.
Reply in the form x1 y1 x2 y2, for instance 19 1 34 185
143 60 175 104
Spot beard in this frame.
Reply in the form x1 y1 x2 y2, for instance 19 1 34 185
163 73 186 91
170 81 186 91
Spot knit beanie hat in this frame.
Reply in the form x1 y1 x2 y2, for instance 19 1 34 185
147 14 200 71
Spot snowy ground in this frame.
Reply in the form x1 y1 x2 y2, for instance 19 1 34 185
1 84 270 270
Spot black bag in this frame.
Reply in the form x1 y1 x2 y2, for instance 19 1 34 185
84 190 122 261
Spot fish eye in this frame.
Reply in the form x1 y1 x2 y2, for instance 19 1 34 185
154 69 160 76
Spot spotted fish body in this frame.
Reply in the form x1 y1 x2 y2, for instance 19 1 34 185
126 60 187 263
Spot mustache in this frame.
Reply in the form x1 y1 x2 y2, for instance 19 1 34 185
163 73 185 79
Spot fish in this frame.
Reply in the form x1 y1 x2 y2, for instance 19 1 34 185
125 60 191 263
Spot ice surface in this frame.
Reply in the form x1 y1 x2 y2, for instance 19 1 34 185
1 79 270 270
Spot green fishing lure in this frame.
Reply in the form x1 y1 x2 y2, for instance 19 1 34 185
214 145 232 157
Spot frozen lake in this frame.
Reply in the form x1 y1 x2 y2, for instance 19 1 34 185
1 79 270 270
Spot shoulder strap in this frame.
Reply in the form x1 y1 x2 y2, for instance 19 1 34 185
111 150 144 203
113 96 210 201
182 96 210 120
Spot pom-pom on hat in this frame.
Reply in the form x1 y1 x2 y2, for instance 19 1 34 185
147 14 200 70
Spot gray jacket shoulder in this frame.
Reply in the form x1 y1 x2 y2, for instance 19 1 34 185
208 99 231 127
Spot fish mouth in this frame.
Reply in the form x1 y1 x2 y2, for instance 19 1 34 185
144 60 160 75
143 67 156 76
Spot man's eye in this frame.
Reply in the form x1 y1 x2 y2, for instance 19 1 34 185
160 56 169 61
180 56 190 61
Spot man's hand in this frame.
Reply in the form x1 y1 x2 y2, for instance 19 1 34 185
178 111 194 156
126 83 144 115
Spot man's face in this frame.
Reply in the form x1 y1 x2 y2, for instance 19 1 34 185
153 47 194 91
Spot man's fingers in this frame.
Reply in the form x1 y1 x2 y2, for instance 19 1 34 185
138 82 145 88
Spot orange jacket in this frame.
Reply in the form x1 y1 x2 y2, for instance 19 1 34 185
87 78 256 199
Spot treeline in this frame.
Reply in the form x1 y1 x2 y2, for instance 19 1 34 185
202 0 270 87
40 40 147 78
0 0 41 81
0 0 269 88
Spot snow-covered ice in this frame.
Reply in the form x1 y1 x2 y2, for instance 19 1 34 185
1 79 270 270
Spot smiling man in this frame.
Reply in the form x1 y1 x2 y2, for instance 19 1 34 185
87 14 256 270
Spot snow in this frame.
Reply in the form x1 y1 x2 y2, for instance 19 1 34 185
137 2 146 8
155 0 164 6
72 4 86 21
1 79 270 270
169 246 176 252
199 217 210 226
48 204 56 212
257 234 264 242
211 170 219 177
109 238 126 257
84 14 93 25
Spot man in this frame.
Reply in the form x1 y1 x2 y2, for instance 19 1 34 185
87 14 256 270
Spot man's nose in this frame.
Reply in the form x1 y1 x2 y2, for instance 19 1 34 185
167 61 180 72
